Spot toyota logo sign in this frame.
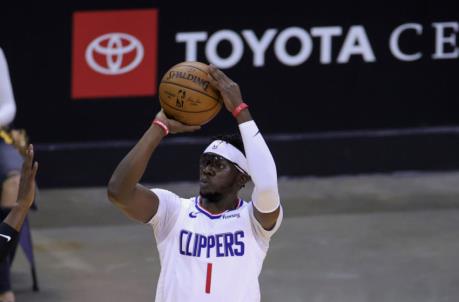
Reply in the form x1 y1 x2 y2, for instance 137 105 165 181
85 32 144 75
72 9 158 98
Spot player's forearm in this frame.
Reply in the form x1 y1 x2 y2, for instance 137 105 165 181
239 118 280 213
3 203 29 232
108 124 165 204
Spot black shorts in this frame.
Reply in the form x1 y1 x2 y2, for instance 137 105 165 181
0 142 23 184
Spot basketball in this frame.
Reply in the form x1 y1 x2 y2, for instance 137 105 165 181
158 61 222 126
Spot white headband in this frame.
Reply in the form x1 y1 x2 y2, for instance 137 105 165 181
203 140 249 175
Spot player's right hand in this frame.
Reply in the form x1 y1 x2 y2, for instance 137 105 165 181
208 64 243 113
17 144 38 209
155 110 201 134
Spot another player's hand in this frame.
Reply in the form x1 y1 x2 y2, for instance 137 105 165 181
10 129 29 156
17 144 38 209
208 64 243 112
155 110 201 134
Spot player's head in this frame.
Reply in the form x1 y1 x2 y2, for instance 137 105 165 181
199 134 250 202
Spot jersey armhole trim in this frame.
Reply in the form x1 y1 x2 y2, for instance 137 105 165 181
155 199 188 247
248 204 270 254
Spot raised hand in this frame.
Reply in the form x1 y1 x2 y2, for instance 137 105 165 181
208 64 244 113
155 110 201 134
17 144 38 209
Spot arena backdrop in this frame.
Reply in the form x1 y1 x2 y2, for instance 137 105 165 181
1 1 458 186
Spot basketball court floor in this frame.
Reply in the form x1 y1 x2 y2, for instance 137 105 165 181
11 172 459 302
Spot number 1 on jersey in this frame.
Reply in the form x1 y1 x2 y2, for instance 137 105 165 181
205 263 213 294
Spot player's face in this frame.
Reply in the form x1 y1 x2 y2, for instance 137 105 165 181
199 153 240 198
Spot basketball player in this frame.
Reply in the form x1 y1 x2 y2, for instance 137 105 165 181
0 47 30 302
0 144 37 261
108 64 282 301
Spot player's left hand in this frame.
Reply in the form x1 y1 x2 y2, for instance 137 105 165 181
155 110 201 134
208 64 244 113
17 144 38 209
10 129 29 157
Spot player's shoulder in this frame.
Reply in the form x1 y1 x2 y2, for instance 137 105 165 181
150 188 193 204
239 199 253 209
235 199 254 216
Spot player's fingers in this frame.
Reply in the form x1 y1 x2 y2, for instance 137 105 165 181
208 75 220 89
170 126 201 134
208 64 230 85
23 144 33 171
31 161 38 179
28 145 35 169
169 119 201 132
183 125 201 132
208 64 219 79
208 68 223 90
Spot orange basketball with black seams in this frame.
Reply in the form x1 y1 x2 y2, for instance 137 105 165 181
159 61 222 126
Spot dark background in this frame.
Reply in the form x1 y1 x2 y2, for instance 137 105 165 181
0 1 458 187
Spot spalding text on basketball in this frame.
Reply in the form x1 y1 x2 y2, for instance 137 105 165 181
166 71 210 91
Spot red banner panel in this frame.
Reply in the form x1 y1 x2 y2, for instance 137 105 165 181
72 9 158 99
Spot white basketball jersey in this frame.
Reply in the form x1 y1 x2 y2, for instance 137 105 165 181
148 189 282 302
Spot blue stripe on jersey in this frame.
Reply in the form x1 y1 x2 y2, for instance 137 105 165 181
195 197 244 220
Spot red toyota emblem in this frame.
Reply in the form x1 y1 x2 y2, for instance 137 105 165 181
72 9 158 99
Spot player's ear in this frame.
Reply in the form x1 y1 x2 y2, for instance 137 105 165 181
238 173 250 189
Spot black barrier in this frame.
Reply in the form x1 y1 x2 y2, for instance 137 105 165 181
0 1 458 187
34 127 459 187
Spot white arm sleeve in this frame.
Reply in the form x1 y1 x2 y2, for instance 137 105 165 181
239 120 280 213
147 189 182 243
0 49 17 127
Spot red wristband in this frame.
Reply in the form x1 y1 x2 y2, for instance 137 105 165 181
152 119 169 136
232 102 249 118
